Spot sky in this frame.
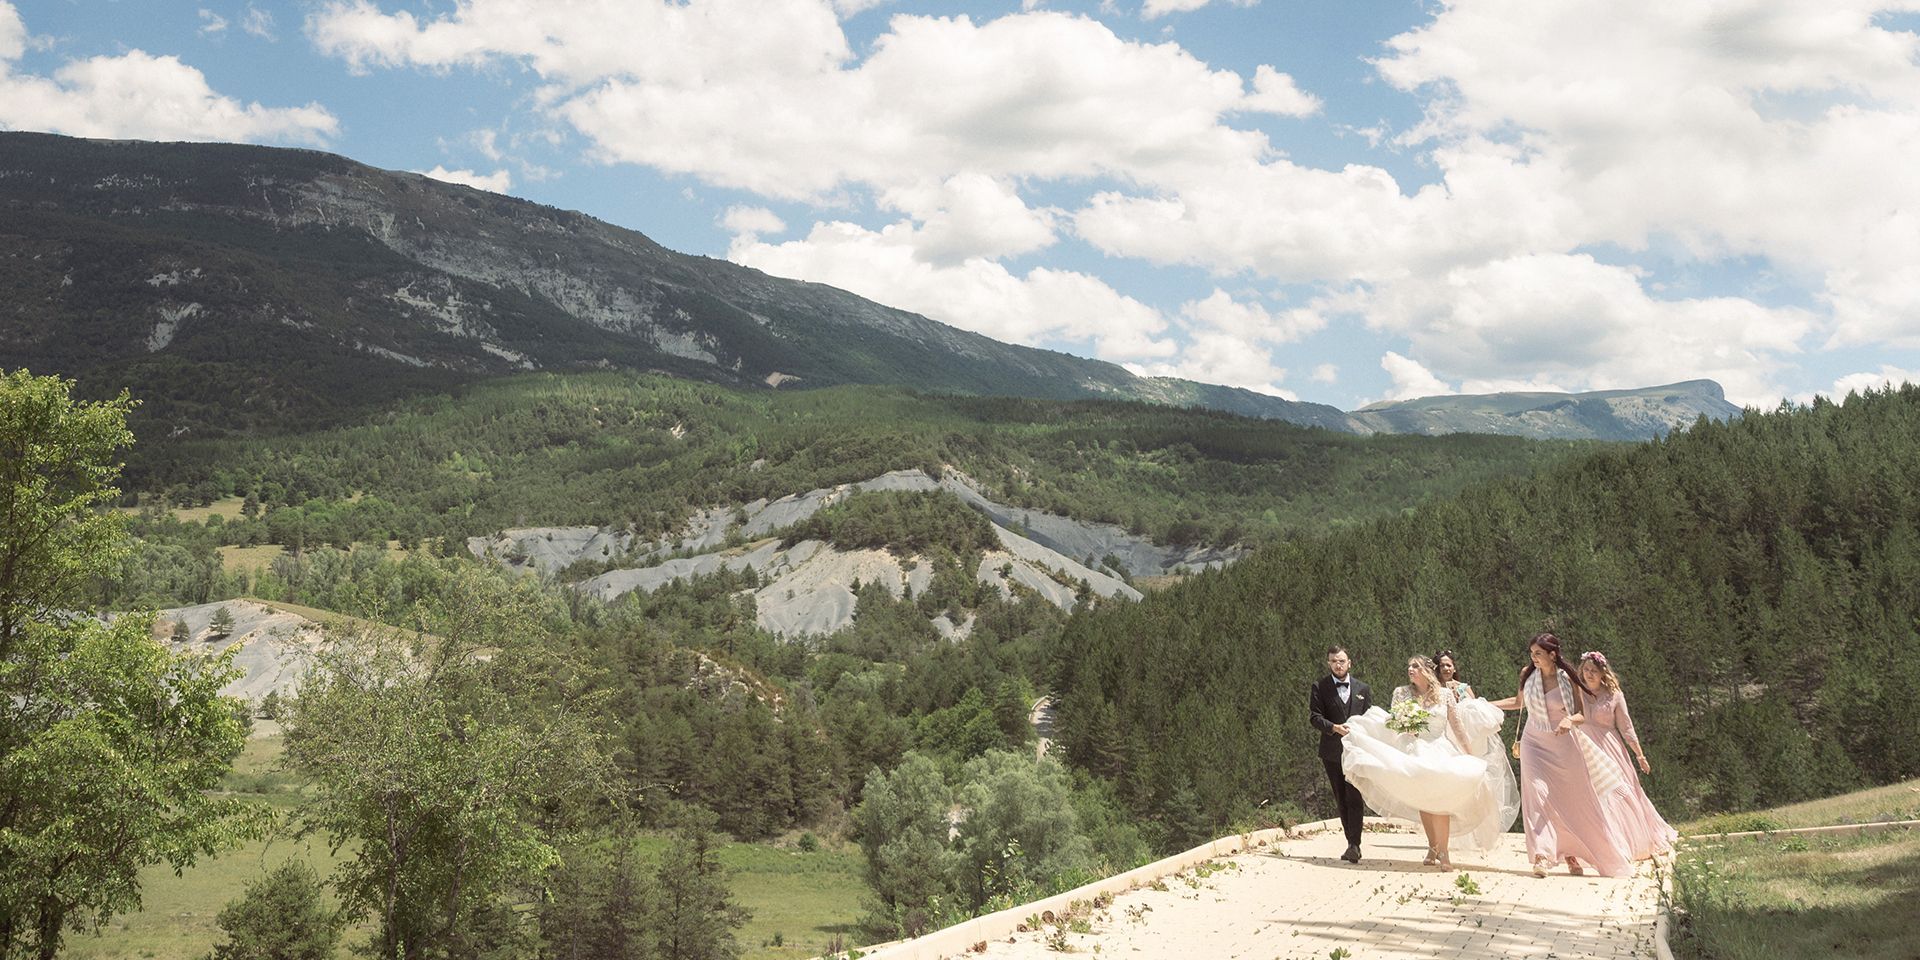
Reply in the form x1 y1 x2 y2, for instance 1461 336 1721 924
4 0 1919 411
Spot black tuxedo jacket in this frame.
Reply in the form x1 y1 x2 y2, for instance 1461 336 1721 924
1309 674 1372 763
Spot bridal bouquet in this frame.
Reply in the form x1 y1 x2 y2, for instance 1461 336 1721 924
1386 699 1432 734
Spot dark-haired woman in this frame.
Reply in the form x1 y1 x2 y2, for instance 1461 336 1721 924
1490 633 1634 878
1434 650 1474 699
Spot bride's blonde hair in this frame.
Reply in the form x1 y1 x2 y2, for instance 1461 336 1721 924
1406 656 1443 705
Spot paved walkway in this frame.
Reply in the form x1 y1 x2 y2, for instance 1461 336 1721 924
973 825 1660 959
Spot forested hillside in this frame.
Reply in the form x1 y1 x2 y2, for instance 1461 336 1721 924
116 370 1585 565
1052 386 1920 845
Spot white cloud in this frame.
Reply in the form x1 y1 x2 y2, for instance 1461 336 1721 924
0 9 337 145
0 3 23 61
303 0 1920 402
1380 352 1453 402
1311 363 1338 384
1179 288 1323 344
1349 253 1813 405
197 10 229 36
243 5 277 40
1141 0 1256 18
311 5 1271 198
1240 64 1319 117
1373 0 1920 350
1127 332 1296 398
414 165 512 192
1141 0 1213 17
879 174 1058 264
831 0 892 14
720 205 786 237
730 219 1174 361
1829 365 1920 398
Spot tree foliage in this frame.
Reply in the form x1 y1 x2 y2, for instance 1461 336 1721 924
207 861 344 960
282 568 616 960
0 369 262 960
1054 386 1920 846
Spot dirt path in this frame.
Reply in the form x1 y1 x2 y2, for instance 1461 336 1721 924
971 825 1660 959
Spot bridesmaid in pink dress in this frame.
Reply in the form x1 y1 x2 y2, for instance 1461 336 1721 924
1490 633 1634 878
1577 651 1678 859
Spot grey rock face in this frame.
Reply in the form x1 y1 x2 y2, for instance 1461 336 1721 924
149 600 326 704
481 467 1201 638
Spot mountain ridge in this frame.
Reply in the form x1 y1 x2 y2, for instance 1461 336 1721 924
1 131 1735 441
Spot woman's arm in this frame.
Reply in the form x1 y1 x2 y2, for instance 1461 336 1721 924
1615 692 1651 772
1556 678 1585 735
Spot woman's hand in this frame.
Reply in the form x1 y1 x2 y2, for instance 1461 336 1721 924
1490 696 1520 711
1555 716 1575 736
1636 754 1651 774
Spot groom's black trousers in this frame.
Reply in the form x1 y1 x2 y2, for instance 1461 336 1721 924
1321 755 1366 848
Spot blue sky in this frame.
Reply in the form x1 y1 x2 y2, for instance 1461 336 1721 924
4 0 1918 410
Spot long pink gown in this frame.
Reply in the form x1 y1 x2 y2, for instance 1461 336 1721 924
1517 674 1634 877
1581 689 1677 859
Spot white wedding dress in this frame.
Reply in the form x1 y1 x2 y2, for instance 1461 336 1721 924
1340 685 1520 850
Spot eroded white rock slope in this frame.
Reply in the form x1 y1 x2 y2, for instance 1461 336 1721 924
472 468 1244 638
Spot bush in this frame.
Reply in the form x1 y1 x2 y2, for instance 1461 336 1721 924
208 862 343 960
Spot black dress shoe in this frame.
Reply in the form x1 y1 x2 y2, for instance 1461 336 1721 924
1341 845 1362 863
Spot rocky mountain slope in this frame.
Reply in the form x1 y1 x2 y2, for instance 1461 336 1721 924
1353 380 1742 440
470 468 1239 638
0 131 1352 434
0 132 1737 442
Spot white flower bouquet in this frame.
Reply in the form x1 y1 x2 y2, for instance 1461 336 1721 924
1386 698 1432 735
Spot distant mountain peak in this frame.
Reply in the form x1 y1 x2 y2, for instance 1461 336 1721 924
1354 380 1743 440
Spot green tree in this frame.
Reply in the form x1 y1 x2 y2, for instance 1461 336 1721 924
1 369 264 960
642 811 750 960
852 752 957 940
283 568 615 960
209 605 236 637
539 835 649 960
207 862 344 960
949 751 1095 911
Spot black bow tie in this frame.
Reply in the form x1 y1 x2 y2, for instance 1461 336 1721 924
1335 680 1350 686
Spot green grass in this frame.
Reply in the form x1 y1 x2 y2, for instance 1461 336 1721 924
629 836 868 960
1678 778 1920 834
1669 779 1920 960
120 496 249 523
1669 829 1920 960
216 543 285 572
65 729 866 960
63 727 356 960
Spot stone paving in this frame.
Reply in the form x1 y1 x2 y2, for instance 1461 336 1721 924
974 825 1661 959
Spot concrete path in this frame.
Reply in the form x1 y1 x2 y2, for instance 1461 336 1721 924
972 825 1660 959
1029 696 1056 760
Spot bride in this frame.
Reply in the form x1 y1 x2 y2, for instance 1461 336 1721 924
1341 656 1520 868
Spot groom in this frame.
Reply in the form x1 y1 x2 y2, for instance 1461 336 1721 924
1308 646 1371 863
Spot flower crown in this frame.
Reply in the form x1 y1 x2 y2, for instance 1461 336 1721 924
1580 650 1610 668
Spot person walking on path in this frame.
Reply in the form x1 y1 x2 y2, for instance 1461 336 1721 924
1577 650 1678 860
1491 632 1635 878
1339 655 1515 869
1309 645 1373 863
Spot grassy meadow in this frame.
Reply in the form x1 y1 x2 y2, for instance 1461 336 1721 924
66 725 866 960
1669 778 1920 960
